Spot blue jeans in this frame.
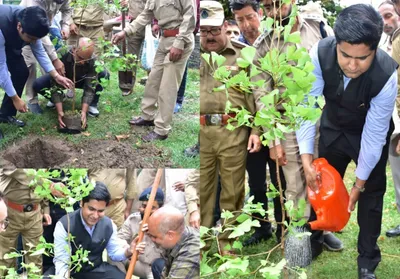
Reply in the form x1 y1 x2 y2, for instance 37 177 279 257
151 258 166 279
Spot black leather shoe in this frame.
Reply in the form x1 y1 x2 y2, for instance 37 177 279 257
129 117 154 126
243 229 272 246
142 131 168 142
358 268 376 279
0 116 25 127
386 224 400 237
0 129 3 139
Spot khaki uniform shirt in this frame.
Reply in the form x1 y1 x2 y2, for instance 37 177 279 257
124 0 196 50
88 168 136 200
117 212 165 264
20 0 72 61
128 0 146 19
0 165 49 214
200 39 259 135
71 5 104 27
184 170 199 214
253 15 329 143
391 28 400 116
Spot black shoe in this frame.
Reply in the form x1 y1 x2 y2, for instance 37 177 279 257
243 229 272 246
27 103 43 114
358 268 376 279
386 224 400 237
323 232 343 251
0 116 25 127
184 143 199 157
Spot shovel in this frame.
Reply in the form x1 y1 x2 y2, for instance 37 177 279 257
118 10 133 96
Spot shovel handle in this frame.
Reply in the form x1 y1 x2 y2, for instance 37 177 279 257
125 169 163 279
122 10 126 56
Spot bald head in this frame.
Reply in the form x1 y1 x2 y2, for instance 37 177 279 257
147 206 185 249
74 37 95 64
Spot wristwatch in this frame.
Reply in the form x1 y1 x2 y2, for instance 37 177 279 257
353 182 365 192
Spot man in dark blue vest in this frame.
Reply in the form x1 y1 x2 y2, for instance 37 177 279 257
0 5 74 139
52 182 129 279
296 4 398 279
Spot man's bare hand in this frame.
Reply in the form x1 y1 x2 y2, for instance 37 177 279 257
43 214 52 226
172 181 185 192
348 186 361 212
52 59 65 76
189 210 200 229
269 144 287 166
304 163 321 193
50 182 66 197
81 113 87 129
70 23 79 36
120 0 128 7
54 75 74 89
396 137 400 155
58 112 66 128
112 31 126 45
152 24 160 37
169 47 183 62
11 96 27 113
247 135 261 153
61 29 70 40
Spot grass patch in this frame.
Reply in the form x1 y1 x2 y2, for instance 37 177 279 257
0 67 199 168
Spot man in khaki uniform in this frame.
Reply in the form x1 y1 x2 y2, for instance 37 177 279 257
20 0 72 114
199 1 261 256
185 169 199 229
88 168 136 229
112 0 196 142
253 0 341 255
0 166 52 275
68 4 105 56
114 187 165 278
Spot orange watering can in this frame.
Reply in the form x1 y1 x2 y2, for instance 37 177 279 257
307 158 350 232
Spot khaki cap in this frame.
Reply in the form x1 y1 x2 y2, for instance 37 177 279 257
200 1 225 27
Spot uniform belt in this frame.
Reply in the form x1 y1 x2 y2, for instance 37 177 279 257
76 24 102 30
6 200 39 213
161 29 179 37
108 198 123 207
200 113 236 126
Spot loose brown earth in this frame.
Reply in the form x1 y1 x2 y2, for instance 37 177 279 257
1 136 173 168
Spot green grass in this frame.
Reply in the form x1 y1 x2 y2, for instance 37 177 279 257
0 67 199 168
206 163 400 279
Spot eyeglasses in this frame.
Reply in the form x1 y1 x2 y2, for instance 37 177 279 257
0 219 9 230
199 28 222 37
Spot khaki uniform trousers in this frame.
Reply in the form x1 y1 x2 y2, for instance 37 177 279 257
22 45 46 105
105 198 126 229
0 207 43 276
280 120 320 220
141 35 194 136
68 25 104 56
125 27 145 90
200 125 248 250
389 133 400 213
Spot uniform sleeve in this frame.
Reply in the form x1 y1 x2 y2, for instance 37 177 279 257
125 168 137 200
184 170 199 214
41 35 58 62
60 0 73 31
124 1 154 36
391 36 400 113
0 30 17 97
173 0 196 50
117 216 135 244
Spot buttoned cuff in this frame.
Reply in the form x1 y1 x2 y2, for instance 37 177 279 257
187 203 198 214
173 38 184 50
355 167 370 181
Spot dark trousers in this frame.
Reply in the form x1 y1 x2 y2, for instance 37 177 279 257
0 54 29 117
32 70 109 107
176 63 188 104
43 262 125 279
317 134 389 270
246 144 288 238
151 258 166 279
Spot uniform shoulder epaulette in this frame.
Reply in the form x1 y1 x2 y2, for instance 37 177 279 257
128 212 141 219
231 39 248 49
253 29 273 48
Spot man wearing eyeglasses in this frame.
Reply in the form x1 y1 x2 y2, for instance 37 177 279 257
33 37 110 128
0 192 7 233
199 0 261 257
